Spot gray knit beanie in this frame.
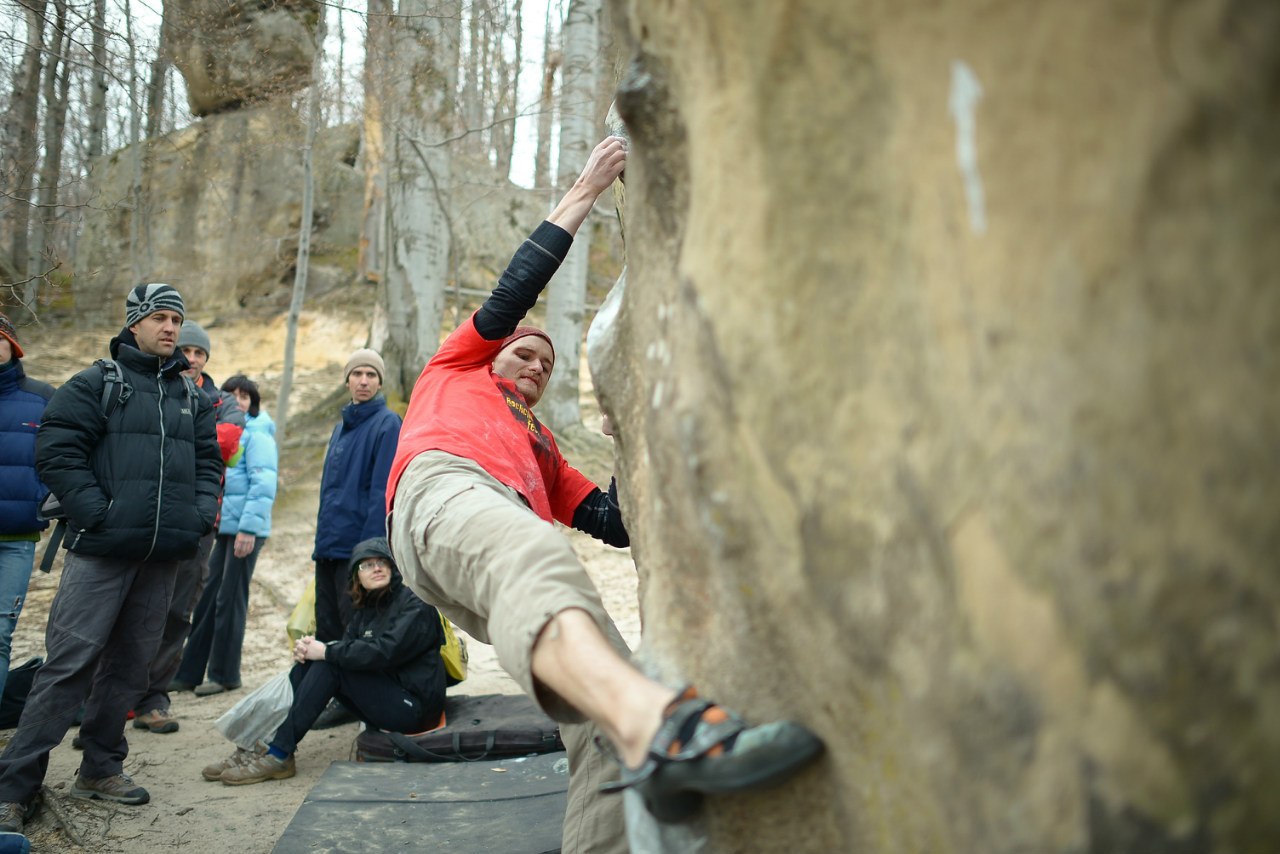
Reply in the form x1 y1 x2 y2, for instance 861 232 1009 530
177 320 212 357
125 283 185 327
344 348 386 382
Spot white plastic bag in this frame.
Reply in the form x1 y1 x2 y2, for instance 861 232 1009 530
215 670 293 752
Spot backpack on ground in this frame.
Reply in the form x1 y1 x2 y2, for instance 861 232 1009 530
0 657 43 728
439 614 467 686
355 693 564 763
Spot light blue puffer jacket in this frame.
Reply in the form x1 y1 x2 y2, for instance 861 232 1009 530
219 409 278 538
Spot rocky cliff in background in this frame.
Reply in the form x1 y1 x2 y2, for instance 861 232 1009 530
596 0 1279 851
73 103 365 324
168 0 320 116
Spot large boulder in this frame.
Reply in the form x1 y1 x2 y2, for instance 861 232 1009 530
595 0 1280 851
73 102 364 324
167 0 320 116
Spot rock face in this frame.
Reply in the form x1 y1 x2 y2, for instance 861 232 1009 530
72 106 550 331
74 102 364 324
168 0 320 116
595 1 1280 851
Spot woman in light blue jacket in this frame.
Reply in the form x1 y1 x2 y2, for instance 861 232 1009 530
176 375 278 695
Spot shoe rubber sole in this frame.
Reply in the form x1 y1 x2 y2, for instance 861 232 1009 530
69 784 149 805
132 721 179 734
637 722 825 823
221 766 295 786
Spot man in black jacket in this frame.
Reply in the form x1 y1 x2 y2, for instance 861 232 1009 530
0 283 222 834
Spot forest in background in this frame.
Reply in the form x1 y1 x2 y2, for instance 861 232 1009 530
0 0 623 437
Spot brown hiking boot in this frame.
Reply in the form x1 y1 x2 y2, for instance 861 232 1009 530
0 800 35 833
220 752 295 786
133 709 180 734
71 773 149 805
201 746 264 782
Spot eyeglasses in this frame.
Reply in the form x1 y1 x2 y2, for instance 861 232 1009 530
357 558 390 572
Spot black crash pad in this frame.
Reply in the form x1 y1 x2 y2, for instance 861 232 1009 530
272 752 570 854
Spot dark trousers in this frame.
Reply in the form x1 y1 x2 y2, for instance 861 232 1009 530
134 530 215 714
0 552 175 804
176 534 265 688
313 558 354 643
269 660 442 755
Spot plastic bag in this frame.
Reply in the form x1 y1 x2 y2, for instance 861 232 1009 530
440 614 468 686
286 578 317 644
215 670 293 752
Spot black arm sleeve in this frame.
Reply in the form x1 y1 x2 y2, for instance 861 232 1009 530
571 477 629 548
473 221 574 340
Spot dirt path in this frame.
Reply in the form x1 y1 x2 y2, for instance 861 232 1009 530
5 312 639 852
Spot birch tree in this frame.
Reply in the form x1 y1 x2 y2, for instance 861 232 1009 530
27 0 72 309
358 0 392 285
377 0 461 396
540 0 600 431
3 0 46 294
86 0 108 160
533 1 560 190
277 8 328 447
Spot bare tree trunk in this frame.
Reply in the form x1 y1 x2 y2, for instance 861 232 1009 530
359 0 392 284
123 0 147 283
145 2 172 139
277 10 329 448
379 0 461 397
3 0 46 295
335 6 346 126
540 0 600 431
27 0 71 311
533 1 560 190
463 1 482 146
491 0 521 178
86 0 108 160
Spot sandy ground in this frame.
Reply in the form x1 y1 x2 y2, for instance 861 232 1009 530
5 305 639 852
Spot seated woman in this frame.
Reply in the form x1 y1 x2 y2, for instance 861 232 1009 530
214 537 446 785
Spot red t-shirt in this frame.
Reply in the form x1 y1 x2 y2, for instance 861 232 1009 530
387 313 596 524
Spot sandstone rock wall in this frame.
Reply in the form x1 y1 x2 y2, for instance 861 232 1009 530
74 103 364 325
168 0 320 116
596 1 1280 851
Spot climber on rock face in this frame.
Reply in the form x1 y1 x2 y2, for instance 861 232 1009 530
386 135 825 845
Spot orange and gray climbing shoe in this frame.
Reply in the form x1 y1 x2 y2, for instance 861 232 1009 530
601 686 824 822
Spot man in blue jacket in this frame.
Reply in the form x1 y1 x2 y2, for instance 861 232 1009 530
0 313 53 701
313 348 401 643
0 284 222 834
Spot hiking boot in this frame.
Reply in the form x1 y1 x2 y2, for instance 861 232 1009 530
70 773 149 805
132 709 179 734
201 746 264 782
193 681 239 697
0 801 34 834
220 752 295 786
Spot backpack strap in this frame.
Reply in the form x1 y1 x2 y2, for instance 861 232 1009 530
93 358 131 420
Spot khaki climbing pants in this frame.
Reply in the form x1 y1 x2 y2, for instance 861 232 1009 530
390 451 628 854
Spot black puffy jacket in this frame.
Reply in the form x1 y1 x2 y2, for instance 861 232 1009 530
325 538 446 711
35 339 222 561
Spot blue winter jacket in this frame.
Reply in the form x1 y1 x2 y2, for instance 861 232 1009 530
220 410 278 538
0 359 54 536
313 396 401 560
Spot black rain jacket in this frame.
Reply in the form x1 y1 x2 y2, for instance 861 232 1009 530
35 338 222 561
326 537 446 710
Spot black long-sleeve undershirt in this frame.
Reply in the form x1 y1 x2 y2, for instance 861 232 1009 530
474 221 574 341
477 220 626 547
571 477 629 548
